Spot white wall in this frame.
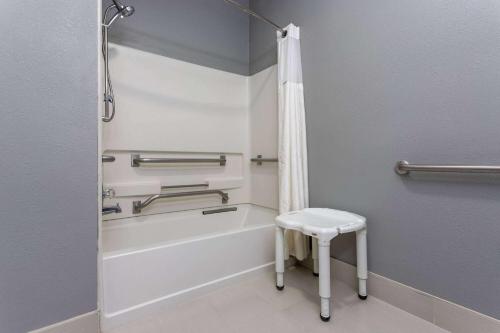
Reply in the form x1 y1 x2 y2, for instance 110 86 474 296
104 44 248 153
249 65 279 209
103 45 278 219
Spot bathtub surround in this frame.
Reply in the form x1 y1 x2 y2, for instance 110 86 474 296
102 44 251 219
250 0 500 320
100 40 280 329
0 1 99 332
103 0 250 75
101 43 281 219
103 44 248 154
249 65 279 210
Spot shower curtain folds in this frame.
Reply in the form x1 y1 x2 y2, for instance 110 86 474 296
277 24 310 261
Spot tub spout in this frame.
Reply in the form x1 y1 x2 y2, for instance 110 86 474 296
102 203 122 215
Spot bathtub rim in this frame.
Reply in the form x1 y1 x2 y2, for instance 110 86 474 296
103 203 277 259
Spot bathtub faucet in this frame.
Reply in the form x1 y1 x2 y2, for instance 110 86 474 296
102 203 122 215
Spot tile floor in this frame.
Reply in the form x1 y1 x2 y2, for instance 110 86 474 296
104 266 449 333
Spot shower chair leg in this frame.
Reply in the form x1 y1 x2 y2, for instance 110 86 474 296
356 228 368 300
312 237 319 276
275 226 285 290
318 240 331 321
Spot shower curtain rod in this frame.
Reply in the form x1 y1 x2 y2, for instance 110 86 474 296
223 0 287 37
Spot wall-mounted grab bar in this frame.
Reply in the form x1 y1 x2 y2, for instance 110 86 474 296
251 155 278 166
395 160 500 175
133 190 229 214
102 155 115 163
131 154 226 167
161 184 208 190
202 207 238 215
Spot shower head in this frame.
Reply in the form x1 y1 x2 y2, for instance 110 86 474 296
112 0 135 17
119 5 135 17
103 0 135 27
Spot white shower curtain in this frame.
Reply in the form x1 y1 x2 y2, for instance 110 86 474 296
277 24 310 261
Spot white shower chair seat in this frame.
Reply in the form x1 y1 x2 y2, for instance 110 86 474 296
274 208 368 322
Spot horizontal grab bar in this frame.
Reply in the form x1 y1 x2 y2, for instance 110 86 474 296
102 155 115 163
132 190 229 214
202 207 238 215
161 184 208 190
395 160 500 175
131 154 226 167
251 155 278 165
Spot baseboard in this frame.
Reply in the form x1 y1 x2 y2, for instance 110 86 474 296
29 311 98 333
101 263 275 331
329 258 500 333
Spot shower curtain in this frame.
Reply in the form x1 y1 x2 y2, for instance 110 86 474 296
277 24 310 261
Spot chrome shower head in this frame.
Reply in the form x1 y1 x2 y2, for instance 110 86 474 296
104 1 135 27
112 0 135 17
120 5 135 17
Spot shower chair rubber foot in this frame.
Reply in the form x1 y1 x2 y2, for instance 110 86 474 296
320 314 331 322
276 285 284 291
358 294 368 300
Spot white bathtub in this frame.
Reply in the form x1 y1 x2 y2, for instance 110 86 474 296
101 204 276 323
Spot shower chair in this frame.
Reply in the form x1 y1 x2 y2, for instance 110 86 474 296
274 208 368 322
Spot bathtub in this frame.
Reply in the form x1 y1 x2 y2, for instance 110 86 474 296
101 204 276 324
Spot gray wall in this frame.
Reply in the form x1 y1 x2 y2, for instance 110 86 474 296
0 1 98 332
251 0 500 319
104 0 250 75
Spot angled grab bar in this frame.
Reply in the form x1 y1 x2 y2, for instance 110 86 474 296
251 155 278 166
132 190 229 214
131 154 226 167
395 160 500 175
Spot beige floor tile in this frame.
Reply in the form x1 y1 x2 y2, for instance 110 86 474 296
103 266 449 333
247 273 310 310
208 285 276 327
159 297 223 333
105 315 163 333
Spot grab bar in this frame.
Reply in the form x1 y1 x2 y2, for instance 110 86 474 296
133 190 229 214
395 160 500 175
161 184 208 190
202 207 238 215
102 155 115 163
251 155 278 166
131 154 226 167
